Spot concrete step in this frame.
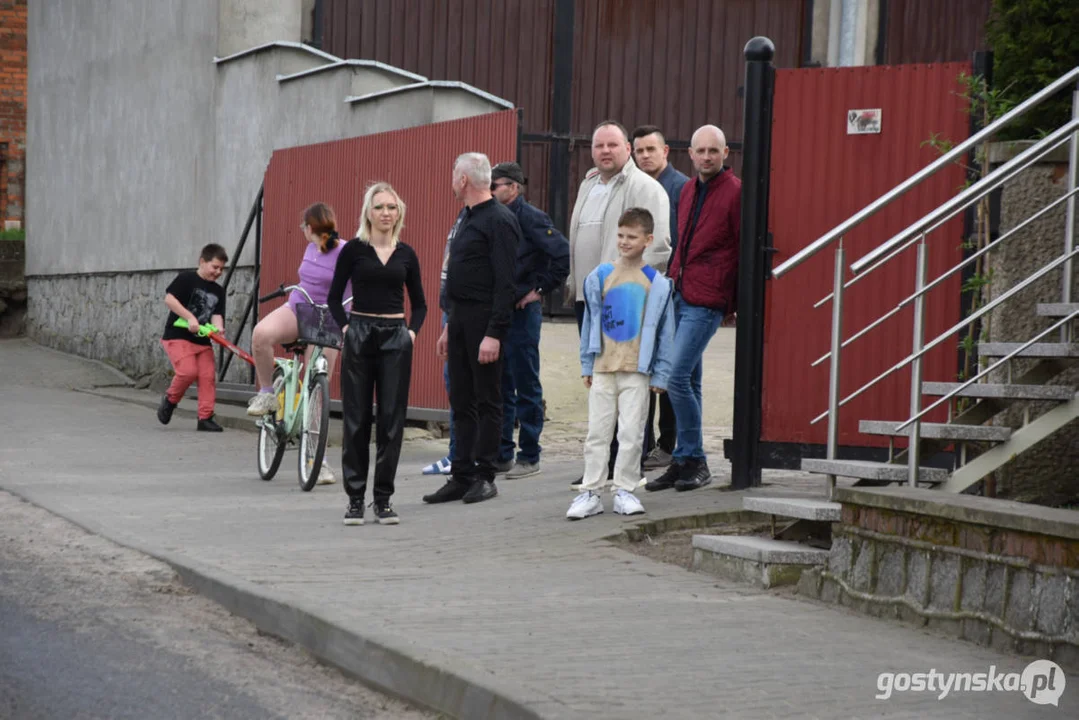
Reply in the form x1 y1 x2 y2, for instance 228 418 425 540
922 381 1075 401
801 458 948 484
978 342 1079 358
742 497 841 522
859 420 1012 442
1036 303 1079 318
691 534 829 588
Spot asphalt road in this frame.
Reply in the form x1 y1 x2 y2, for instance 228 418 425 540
0 490 435 720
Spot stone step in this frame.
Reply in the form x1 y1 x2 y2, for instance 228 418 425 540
978 342 1079 358
742 497 841 522
692 535 829 565
801 458 948 484
922 381 1075 401
859 420 1012 442
1036 303 1079 318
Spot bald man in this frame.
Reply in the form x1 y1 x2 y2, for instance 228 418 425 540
645 125 741 493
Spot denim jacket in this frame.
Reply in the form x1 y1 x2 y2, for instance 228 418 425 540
579 263 676 389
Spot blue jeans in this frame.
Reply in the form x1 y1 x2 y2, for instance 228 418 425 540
500 301 544 463
441 311 456 460
668 293 723 463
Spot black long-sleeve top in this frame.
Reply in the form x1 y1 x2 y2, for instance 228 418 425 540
445 198 520 340
327 239 427 333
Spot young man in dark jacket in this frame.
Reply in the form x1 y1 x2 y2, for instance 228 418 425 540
490 162 570 479
646 125 740 493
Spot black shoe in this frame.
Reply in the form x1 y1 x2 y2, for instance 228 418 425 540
343 497 365 526
493 459 515 474
571 466 614 489
675 460 712 491
462 480 498 504
157 395 176 425
423 480 469 504
197 416 224 432
373 500 399 525
645 462 685 492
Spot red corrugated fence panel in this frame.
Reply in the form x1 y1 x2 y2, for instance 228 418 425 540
260 109 519 412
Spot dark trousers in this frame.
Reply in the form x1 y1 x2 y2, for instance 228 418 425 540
341 317 413 502
449 303 503 485
500 301 544 464
644 391 677 455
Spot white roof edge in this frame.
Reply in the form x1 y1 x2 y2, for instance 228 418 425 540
344 80 513 109
214 41 341 66
276 59 427 84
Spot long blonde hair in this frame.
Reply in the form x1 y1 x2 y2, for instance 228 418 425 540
357 182 406 246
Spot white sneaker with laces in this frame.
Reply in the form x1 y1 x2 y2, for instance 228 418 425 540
613 489 645 516
316 463 336 485
566 491 604 520
247 392 280 417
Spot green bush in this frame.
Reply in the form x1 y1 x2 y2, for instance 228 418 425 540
0 228 24 242
986 0 1079 139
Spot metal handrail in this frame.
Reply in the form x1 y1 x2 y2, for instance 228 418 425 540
851 121 1079 274
772 65 1079 279
812 133 1076 309
810 185 1079 366
810 245 1079 424
894 310 1079 432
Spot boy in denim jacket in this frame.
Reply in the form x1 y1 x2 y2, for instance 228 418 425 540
569 208 675 519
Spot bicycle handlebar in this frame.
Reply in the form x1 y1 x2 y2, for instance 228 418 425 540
258 283 352 308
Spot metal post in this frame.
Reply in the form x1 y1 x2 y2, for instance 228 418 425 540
1063 85 1078 341
825 238 845 499
731 36 776 490
908 239 928 487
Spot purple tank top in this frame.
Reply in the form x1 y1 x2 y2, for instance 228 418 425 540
288 242 350 309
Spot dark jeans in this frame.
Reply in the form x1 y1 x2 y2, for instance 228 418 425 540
644 391 676 455
341 317 413 502
500 301 544 464
448 303 503 485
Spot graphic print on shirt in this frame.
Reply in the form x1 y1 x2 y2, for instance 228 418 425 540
188 287 220 325
594 264 652 374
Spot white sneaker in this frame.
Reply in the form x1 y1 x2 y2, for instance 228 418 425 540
566 491 603 520
247 392 280 417
316 463 336 485
613 489 645 516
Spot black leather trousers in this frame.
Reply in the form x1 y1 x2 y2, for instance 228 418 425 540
340 317 413 502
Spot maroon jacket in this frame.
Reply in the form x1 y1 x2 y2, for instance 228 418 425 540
667 169 741 313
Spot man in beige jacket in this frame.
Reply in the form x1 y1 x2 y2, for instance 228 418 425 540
565 119 671 488
566 120 671 326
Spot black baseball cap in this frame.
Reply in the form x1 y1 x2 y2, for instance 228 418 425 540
491 162 526 186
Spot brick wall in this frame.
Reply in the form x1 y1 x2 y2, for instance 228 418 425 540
0 0 27 229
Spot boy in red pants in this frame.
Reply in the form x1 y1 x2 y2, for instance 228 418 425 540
157 244 228 432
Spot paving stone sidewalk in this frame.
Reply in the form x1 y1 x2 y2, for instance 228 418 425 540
0 339 1070 719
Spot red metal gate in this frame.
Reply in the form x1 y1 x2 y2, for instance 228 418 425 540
259 109 519 414
763 62 972 449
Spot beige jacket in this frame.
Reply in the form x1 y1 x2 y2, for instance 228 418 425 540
565 158 671 304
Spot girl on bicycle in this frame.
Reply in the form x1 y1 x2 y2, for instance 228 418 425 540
248 202 349 484
328 182 426 526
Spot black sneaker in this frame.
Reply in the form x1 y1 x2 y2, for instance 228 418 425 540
675 460 712 491
462 479 498 504
343 497 364 526
197 416 224 432
373 500 399 525
157 395 176 425
423 480 469 504
645 461 685 492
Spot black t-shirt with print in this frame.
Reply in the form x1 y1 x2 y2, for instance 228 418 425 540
161 270 227 346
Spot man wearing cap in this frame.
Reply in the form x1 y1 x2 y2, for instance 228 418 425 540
490 161 570 479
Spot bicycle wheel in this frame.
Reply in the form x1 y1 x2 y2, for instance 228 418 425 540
298 371 330 492
256 368 287 480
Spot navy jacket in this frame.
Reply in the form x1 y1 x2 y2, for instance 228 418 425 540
507 196 570 303
656 163 690 249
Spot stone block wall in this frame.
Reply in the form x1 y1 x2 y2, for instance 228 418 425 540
26 269 256 385
799 488 1079 670
985 151 1078 504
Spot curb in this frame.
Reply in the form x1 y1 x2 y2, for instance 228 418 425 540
0 485 572 720
75 388 263 434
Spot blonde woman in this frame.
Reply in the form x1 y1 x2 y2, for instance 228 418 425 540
327 183 426 526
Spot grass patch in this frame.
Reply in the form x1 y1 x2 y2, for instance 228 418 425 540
0 228 24 242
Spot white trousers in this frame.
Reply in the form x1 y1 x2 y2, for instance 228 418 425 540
582 371 650 493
